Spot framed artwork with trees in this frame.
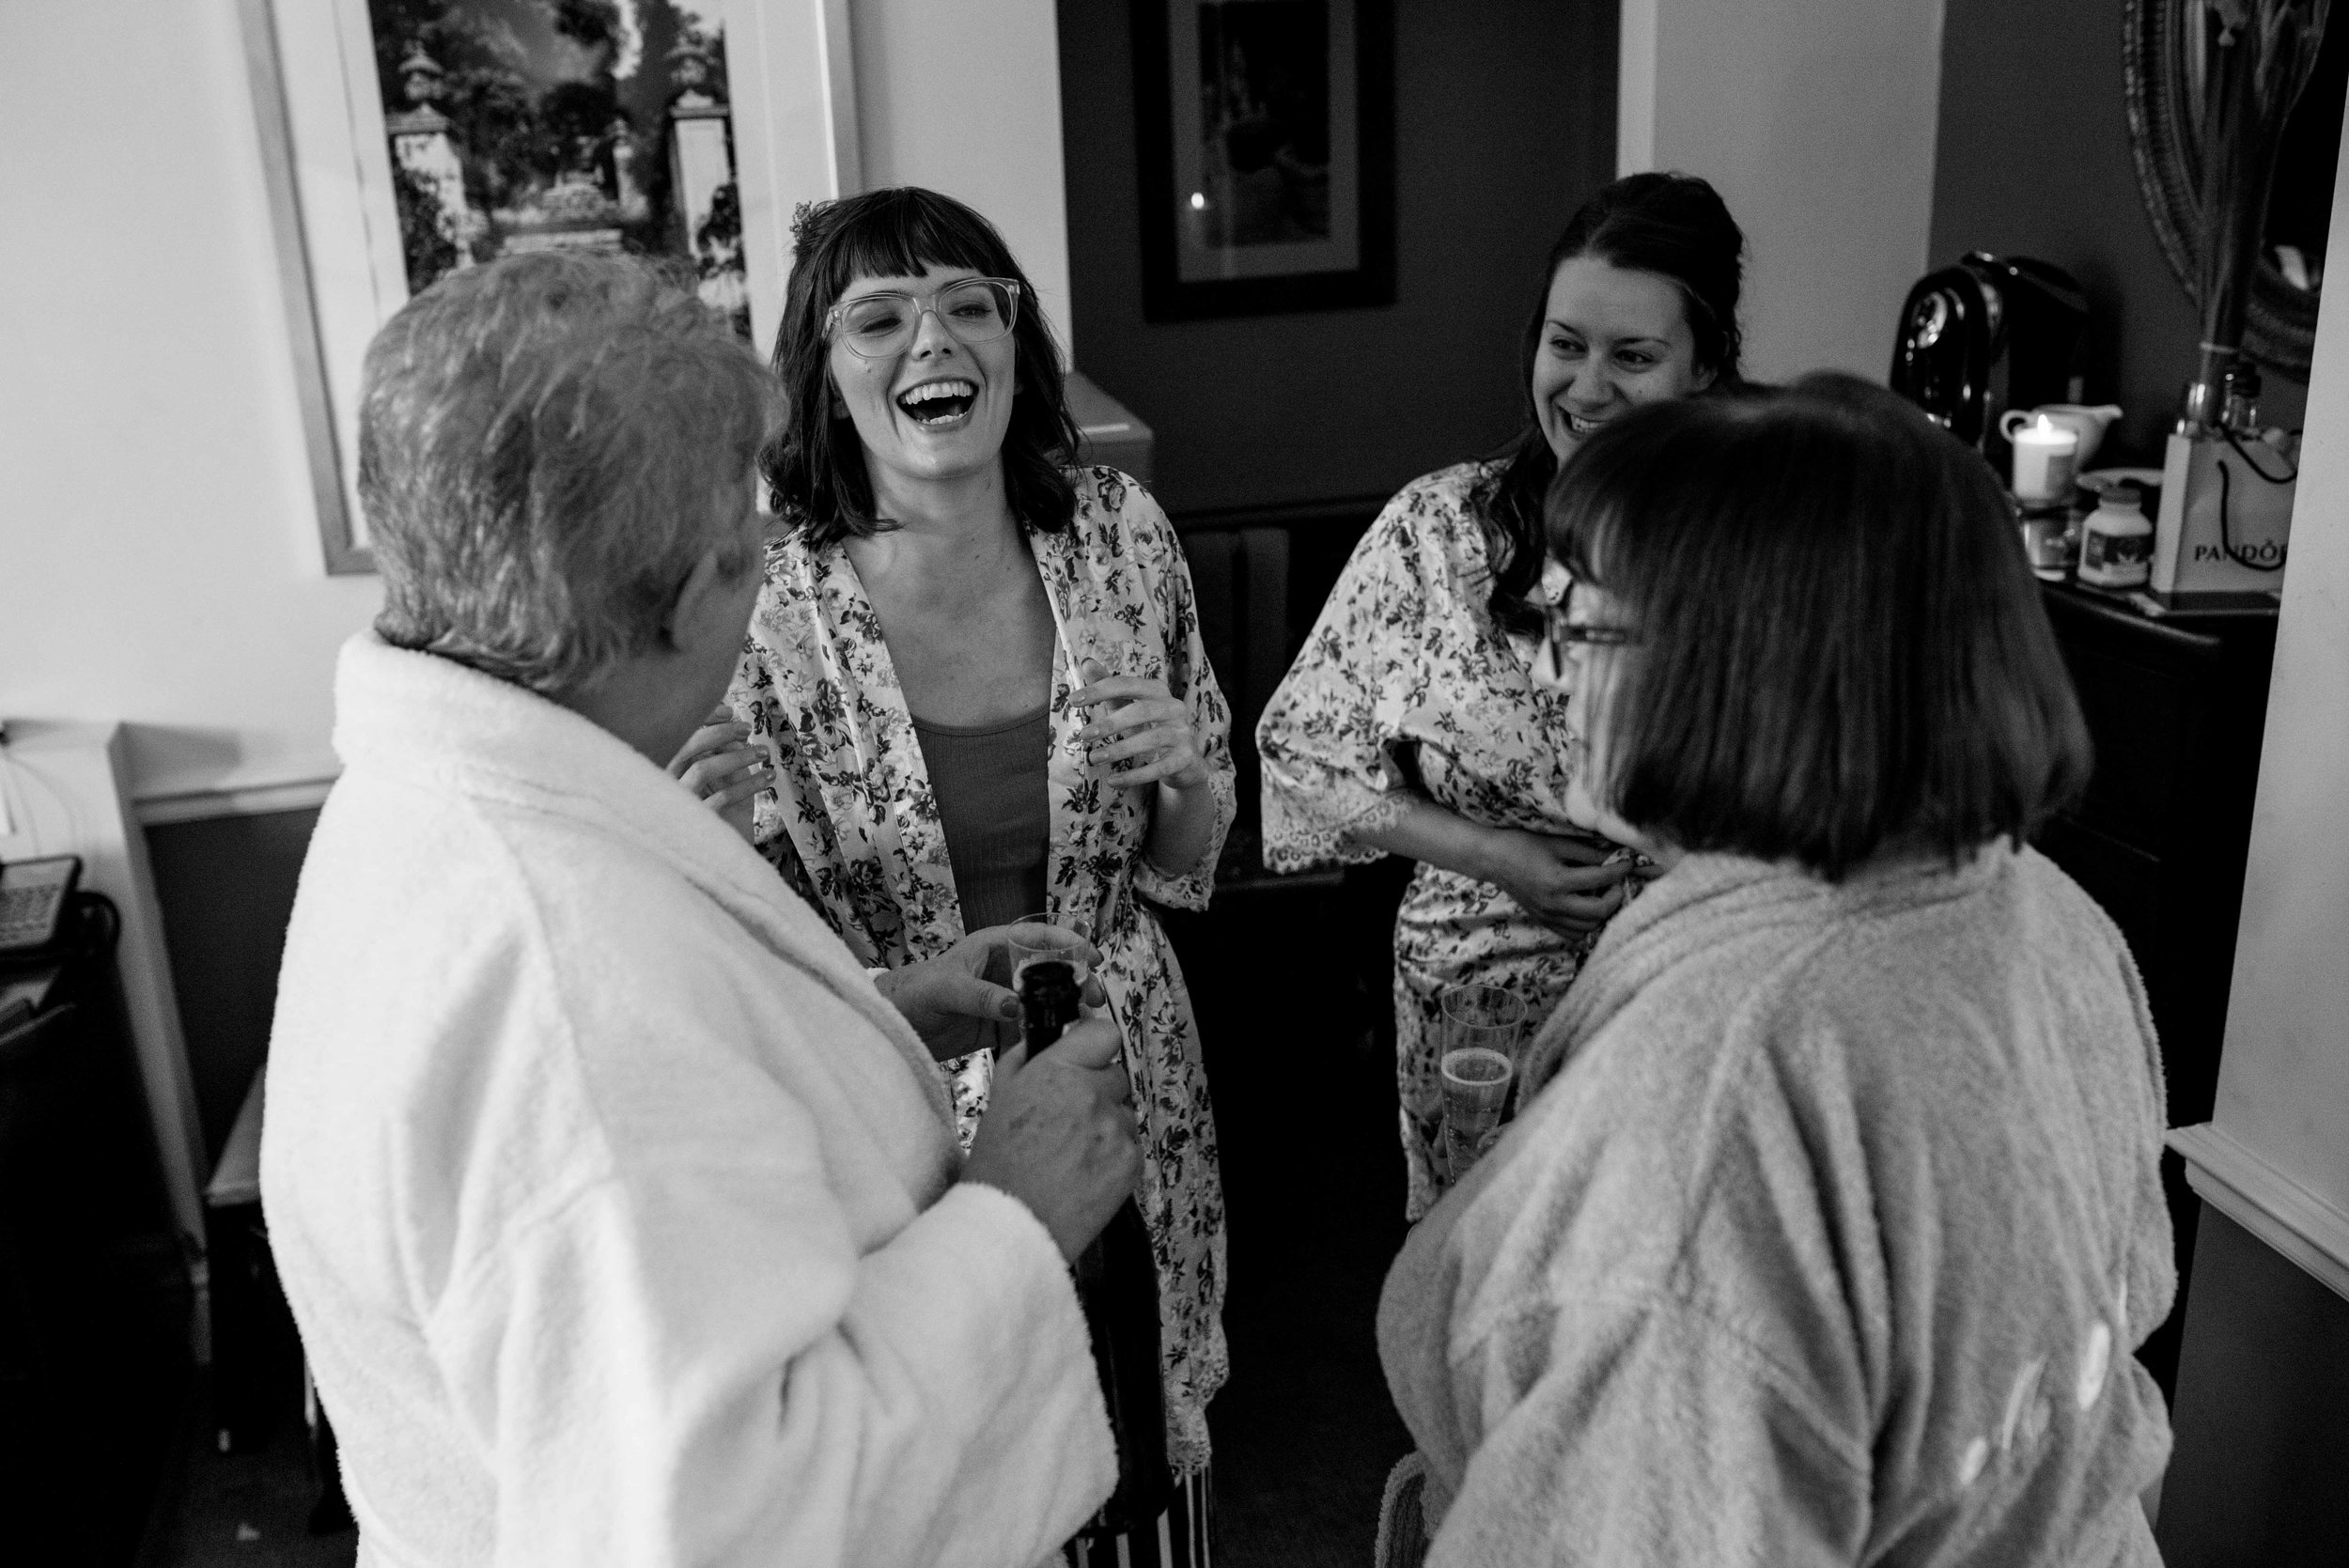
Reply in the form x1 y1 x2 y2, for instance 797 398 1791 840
1131 0 1395 321
241 0 854 573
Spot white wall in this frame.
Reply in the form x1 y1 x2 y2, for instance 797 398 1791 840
0 0 1075 811
0 0 381 807
1619 0 1946 384
849 0 1075 361
2211 136 2349 1225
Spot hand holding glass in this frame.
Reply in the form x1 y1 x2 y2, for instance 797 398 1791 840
1071 653 1209 792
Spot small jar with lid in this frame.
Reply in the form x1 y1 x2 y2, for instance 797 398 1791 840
2078 484 2154 589
2021 502 2075 582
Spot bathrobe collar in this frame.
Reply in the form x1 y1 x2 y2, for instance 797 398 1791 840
330 631 954 1127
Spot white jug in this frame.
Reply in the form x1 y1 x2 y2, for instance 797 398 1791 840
1999 403 2124 468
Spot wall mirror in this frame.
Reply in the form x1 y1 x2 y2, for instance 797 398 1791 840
2126 0 2345 377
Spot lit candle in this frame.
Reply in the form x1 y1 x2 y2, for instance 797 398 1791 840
2010 414 2080 505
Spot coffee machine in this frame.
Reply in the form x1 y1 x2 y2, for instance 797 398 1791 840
1889 253 2089 449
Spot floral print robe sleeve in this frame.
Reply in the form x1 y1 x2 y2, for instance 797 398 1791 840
1255 459 1630 1219
727 467 1232 1478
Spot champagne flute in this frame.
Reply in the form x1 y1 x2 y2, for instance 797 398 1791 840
1439 1047 1515 1181
1438 985 1529 1180
1441 983 1529 1060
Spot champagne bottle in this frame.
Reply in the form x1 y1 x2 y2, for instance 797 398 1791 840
1015 960 1173 1537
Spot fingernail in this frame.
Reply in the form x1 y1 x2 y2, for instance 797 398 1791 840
1000 996 1019 1018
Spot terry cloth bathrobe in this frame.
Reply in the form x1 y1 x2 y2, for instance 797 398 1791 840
260 633 1114 1568
1378 846 2174 1567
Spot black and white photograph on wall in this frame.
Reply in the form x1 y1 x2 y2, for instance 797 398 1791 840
1134 0 1393 320
1188 2 1342 258
366 0 749 335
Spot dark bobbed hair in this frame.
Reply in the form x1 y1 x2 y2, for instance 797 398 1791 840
761 187 1081 547
1546 372 2092 881
1477 171 1748 637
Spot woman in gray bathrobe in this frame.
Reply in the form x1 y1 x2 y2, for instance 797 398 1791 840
1376 375 2173 1567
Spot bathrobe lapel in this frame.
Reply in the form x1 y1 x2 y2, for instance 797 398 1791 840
332 633 954 1131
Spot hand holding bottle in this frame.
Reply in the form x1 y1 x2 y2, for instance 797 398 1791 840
961 1015 1138 1262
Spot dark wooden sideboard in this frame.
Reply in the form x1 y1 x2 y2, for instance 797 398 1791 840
2030 582 2279 1399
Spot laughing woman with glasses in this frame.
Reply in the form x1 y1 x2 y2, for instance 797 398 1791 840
676 186 1235 1564
1254 172 1746 1219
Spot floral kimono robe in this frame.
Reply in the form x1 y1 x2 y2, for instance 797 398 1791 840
728 466 1235 1477
1256 459 1632 1221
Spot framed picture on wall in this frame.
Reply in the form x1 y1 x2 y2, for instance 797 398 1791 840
1132 0 1395 321
239 0 837 575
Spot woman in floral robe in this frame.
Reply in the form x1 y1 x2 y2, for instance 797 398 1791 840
735 463 1234 1480
1256 173 1749 1219
694 190 1234 1553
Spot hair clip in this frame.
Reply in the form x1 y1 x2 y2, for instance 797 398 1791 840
789 200 826 257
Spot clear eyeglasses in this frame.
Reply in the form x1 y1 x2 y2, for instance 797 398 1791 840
824 277 1022 359
1532 598 1639 691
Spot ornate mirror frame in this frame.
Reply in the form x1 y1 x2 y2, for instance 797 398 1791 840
2124 0 2323 376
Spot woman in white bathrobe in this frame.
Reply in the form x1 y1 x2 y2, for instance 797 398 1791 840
261 251 1144 1568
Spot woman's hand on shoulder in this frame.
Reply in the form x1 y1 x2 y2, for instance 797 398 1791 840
1475 827 1637 936
666 704 770 845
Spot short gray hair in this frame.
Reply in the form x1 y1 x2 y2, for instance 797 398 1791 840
359 251 780 695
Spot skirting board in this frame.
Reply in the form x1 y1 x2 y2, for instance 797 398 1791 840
2168 1121 2349 1307
137 774 336 827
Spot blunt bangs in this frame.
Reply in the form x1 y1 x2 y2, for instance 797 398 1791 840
763 187 1080 547
1546 374 2093 879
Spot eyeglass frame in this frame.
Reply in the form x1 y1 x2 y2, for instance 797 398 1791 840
1543 597 1639 659
822 277 1024 359
1530 594 1639 693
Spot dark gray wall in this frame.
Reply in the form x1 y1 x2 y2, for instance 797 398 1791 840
144 808 319 1169
1930 0 2308 466
2156 1204 2349 1565
1058 0 1617 516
